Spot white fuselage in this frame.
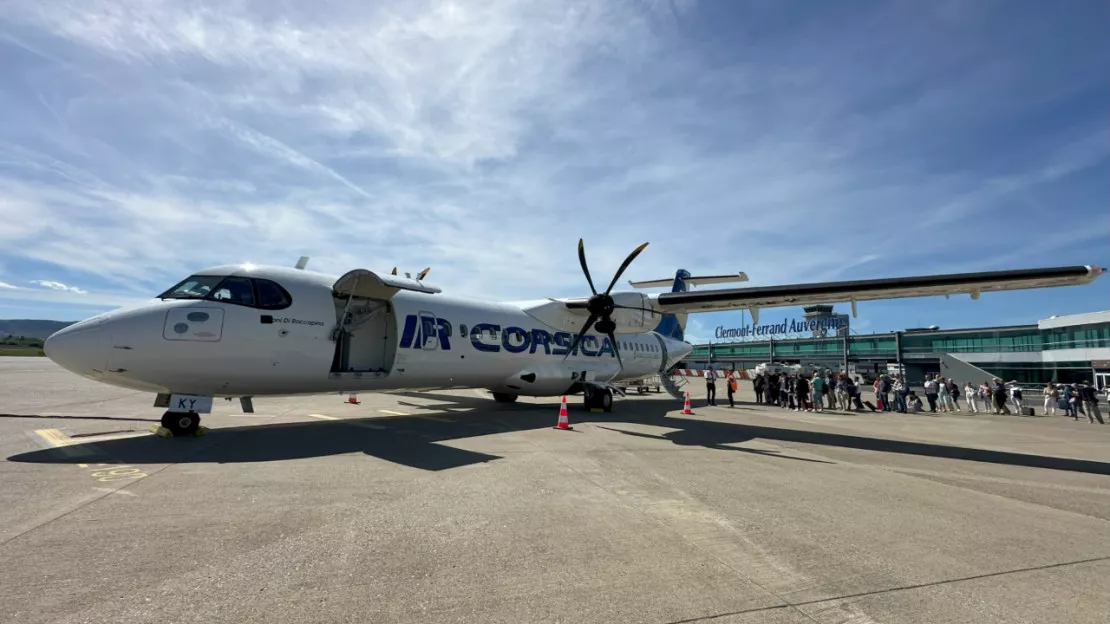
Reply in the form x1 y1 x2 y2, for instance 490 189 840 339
44 264 692 399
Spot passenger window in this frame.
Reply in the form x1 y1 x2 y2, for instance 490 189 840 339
208 277 255 306
254 279 292 310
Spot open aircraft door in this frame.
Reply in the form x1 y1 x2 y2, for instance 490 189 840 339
329 270 442 375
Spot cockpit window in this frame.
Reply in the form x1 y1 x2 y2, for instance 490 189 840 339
158 274 292 310
158 275 225 300
206 276 255 306
254 279 292 310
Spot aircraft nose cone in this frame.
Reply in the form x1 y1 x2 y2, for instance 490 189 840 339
44 321 109 377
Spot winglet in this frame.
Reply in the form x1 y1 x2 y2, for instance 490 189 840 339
295 256 310 270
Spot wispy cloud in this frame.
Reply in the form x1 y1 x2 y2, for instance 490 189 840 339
31 279 87 294
0 281 17 289
0 0 1106 325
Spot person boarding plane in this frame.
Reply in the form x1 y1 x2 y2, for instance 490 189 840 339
42 240 1104 436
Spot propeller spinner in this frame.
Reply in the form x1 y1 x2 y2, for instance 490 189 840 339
563 239 651 370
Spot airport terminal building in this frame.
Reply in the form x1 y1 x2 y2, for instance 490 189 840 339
680 309 1110 390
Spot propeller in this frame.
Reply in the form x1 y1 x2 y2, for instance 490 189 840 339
563 239 650 370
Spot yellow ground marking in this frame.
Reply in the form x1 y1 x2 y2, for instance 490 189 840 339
34 429 94 458
308 413 340 420
378 409 408 416
33 429 149 483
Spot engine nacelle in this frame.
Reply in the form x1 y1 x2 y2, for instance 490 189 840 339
518 292 663 334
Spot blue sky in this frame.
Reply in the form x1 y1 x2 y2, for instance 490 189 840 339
0 0 1107 342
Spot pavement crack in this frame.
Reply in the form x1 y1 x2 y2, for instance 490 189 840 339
662 555 1110 624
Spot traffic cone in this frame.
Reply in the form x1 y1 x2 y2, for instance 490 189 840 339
554 395 572 430
682 392 694 414
346 393 360 405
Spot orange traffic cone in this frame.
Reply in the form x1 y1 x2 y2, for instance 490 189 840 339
682 392 694 414
554 395 572 430
346 393 360 405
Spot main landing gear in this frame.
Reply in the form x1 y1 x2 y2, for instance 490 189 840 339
160 410 201 437
583 386 614 413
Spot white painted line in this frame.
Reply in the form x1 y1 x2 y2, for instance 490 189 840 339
308 413 340 420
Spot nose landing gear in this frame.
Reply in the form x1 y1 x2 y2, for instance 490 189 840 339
160 410 201 437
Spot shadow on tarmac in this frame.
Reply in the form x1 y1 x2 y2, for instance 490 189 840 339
8 392 1110 475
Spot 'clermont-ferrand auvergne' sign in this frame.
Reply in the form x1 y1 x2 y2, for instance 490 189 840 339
714 316 847 340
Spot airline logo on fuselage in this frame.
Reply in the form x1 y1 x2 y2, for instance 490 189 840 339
399 314 616 357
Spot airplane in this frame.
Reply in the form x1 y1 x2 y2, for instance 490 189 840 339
42 239 1103 436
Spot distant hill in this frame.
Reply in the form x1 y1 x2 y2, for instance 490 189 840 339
0 319 75 340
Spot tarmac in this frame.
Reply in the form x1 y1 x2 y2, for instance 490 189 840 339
2 355 1108 624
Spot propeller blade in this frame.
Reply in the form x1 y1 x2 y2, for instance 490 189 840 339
577 238 598 295
604 242 649 295
563 313 597 362
606 330 623 370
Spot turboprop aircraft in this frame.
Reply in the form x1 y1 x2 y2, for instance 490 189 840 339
42 239 1103 436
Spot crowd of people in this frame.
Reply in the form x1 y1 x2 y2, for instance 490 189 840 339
702 366 1108 424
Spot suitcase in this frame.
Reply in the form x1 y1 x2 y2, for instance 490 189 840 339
863 400 877 412
1021 406 1035 416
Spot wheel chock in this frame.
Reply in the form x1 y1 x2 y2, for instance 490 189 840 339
149 425 210 438
589 408 604 413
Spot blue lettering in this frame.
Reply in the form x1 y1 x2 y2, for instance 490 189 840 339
400 315 419 348
579 335 597 356
552 331 571 356
502 326 530 353
530 329 552 354
470 323 501 352
597 336 615 358
436 318 452 350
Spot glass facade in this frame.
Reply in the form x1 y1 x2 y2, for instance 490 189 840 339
692 321 1110 360
688 319 1110 385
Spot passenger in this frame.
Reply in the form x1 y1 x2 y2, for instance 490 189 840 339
1079 383 1104 424
1043 382 1058 417
705 365 717 406
1009 381 1024 413
937 376 952 412
923 377 938 412
824 370 835 409
947 378 961 411
835 375 849 410
725 369 737 408
964 382 978 414
795 374 810 412
992 378 1008 414
810 372 824 413
893 376 907 413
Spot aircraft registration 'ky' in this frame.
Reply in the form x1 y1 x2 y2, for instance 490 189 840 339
398 314 617 357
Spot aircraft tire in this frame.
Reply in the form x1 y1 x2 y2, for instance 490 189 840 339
600 389 614 413
492 392 519 403
162 411 200 436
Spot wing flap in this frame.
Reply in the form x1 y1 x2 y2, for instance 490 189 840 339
653 265 1103 313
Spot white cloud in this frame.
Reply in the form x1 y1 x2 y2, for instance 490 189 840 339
0 0 1105 320
0 281 18 289
31 280 88 294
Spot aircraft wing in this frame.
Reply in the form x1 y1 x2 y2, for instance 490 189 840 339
650 265 1104 316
